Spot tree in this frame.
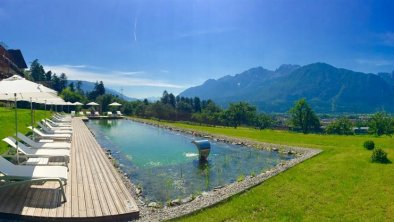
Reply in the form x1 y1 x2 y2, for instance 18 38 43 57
325 117 354 135
96 94 113 112
223 102 257 128
96 81 105 95
146 102 176 120
289 99 320 134
60 87 84 103
45 71 52 81
368 112 394 136
168 93 176 108
76 81 82 92
69 82 75 92
30 59 46 81
59 73 67 92
193 97 201 112
52 73 62 92
161 90 170 104
254 113 273 130
89 81 105 100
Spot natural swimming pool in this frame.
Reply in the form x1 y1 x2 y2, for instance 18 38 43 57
86 119 295 204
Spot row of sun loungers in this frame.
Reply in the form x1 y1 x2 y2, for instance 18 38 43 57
0 113 73 203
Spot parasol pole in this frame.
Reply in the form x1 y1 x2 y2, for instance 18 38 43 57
14 93 19 164
30 97 33 128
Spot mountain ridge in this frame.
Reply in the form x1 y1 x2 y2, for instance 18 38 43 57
179 63 394 113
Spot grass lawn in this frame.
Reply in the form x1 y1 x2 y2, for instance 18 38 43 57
133 119 394 221
0 107 51 154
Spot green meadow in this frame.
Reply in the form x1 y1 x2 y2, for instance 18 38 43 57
135 119 394 221
0 109 393 221
0 107 51 154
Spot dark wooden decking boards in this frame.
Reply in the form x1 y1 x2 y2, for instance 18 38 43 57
0 117 139 221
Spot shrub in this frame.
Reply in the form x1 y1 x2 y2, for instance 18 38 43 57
363 140 375 150
371 148 389 163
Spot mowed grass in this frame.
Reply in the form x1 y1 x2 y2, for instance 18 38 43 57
0 107 51 154
134 119 394 221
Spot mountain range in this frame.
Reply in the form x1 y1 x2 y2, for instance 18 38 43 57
68 80 137 101
179 63 394 113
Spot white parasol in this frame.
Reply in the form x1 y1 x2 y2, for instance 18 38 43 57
0 75 61 163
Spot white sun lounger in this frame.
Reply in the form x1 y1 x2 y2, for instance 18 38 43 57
94 111 100 116
107 111 113 116
17 133 70 149
37 122 73 135
42 120 73 131
52 117 71 123
52 115 71 122
3 137 70 164
28 127 71 141
46 119 71 127
79 111 84 116
116 111 123 116
0 156 67 202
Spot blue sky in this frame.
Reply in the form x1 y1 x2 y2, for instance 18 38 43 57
1 0 394 98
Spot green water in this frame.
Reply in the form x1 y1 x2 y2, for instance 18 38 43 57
86 119 294 203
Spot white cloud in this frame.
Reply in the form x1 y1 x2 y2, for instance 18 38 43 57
44 64 187 89
112 70 144 76
177 27 236 39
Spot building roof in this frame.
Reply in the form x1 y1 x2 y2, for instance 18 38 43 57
7 49 27 69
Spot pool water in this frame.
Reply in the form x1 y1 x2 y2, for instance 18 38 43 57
86 119 294 203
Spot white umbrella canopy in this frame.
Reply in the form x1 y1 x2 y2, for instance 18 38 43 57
87 102 99 106
109 102 122 106
0 75 61 164
73 102 83 105
0 75 58 101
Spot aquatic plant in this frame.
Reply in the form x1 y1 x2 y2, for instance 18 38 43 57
237 174 245 182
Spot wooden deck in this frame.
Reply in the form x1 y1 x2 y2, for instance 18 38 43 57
0 117 139 221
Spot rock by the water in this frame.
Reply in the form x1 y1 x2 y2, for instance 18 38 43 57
170 199 181 206
135 187 142 195
181 196 193 204
148 202 159 208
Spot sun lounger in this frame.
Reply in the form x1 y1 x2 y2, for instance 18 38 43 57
52 117 71 123
17 133 70 149
42 120 73 131
45 119 71 127
116 111 123 116
79 111 84 116
71 111 75 117
3 137 70 164
107 111 113 116
28 127 71 141
37 122 73 135
52 114 71 122
0 156 67 202
94 111 100 116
